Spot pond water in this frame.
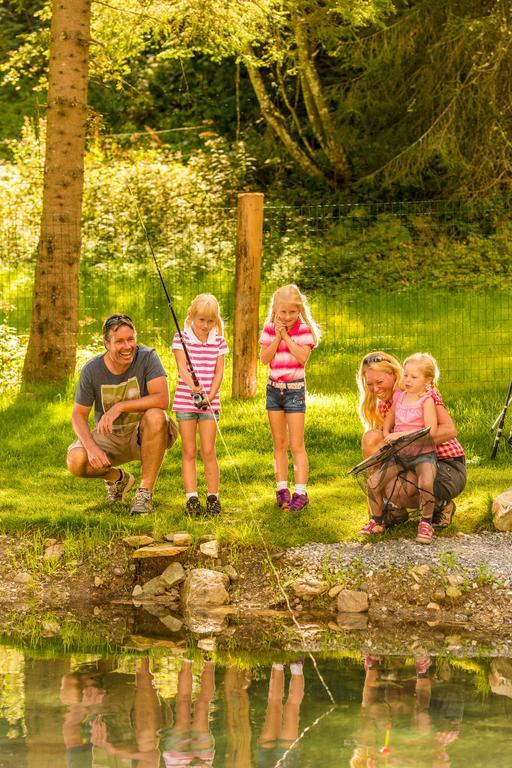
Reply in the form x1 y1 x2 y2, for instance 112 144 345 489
0 646 511 767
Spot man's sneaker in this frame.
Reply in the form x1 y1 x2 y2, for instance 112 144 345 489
130 487 153 516
433 500 456 530
359 518 385 535
185 496 202 517
416 519 434 544
105 469 135 504
287 492 309 512
206 494 221 516
276 488 291 509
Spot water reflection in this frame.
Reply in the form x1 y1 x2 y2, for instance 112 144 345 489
354 655 462 767
0 648 511 766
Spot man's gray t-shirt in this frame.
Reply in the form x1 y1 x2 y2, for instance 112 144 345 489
75 346 167 429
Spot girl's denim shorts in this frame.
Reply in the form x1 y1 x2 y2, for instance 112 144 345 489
175 410 220 422
266 380 306 414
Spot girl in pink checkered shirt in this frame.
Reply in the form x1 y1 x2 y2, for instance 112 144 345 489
260 285 320 512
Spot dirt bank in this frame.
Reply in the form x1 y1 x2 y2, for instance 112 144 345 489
1 532 512 655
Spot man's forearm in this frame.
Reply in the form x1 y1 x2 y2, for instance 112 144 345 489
116 392 169 413
71 413 96 450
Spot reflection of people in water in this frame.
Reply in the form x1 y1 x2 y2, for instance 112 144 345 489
352 656 462 768
60 663 109 767
60 657 162 768
160 659 216 768
257 660 305 768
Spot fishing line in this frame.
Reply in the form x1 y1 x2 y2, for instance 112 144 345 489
273 705 336 768
128 182 208 411
129 183 336 708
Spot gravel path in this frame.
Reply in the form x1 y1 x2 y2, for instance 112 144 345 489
283 531 512 588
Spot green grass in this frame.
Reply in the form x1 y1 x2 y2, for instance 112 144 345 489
0 380 510 549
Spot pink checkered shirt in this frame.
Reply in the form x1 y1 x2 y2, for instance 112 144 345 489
378 390 464 459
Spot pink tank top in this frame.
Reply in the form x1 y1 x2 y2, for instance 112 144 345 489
392 389 432 432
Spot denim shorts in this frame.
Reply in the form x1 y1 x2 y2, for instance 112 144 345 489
175 410 220 422
266 381 306 413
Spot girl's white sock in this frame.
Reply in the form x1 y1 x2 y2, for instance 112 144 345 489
276 480 288 491
186 492 199 500
294 484 307 495
272 663 284 672
290 662 304 676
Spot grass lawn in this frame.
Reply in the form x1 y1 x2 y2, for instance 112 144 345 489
0 380 510 551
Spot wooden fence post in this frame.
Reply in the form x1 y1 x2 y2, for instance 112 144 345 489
232 192 264 398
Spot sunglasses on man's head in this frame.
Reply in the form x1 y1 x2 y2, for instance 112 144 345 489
104 314 133 328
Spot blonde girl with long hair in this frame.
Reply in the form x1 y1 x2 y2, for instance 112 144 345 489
172 294 228 517
260 284 320 512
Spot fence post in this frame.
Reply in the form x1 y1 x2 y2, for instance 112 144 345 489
232 192 264 398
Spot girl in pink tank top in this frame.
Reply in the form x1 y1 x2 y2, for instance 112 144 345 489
360 353 439 545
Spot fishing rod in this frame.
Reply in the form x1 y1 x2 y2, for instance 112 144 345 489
490 380 512 459
129 186 208 410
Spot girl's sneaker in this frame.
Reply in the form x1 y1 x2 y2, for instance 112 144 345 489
288 492 309 512
276 488 291 509
359 518 385 535
416 520 434 544
206 494 221 516
185 496 202 517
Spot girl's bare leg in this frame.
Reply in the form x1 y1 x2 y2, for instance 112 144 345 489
286 412 308 485
179 421 198 493
198 420 219 495
416 463 436 520
268 411 289 482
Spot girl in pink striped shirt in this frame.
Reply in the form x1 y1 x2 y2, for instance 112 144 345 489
260 284 320 512
172 294 228 517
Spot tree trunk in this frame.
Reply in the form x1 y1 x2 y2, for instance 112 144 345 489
244 56 326 182
293 14 351 183
23 0 91 382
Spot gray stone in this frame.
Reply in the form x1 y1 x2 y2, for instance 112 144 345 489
197 637 217 652
132 544 188 559
160 562 186 588
141 576 167 596
185 609 228 634
292 576 329 599
337 612 368 631
42 620 61 637
200 540 219 559
173 533 193 546
43 544 64 561
336 589 369 613
123 535 155 548
222 565 239 582
14 572 32 585
182 569 229 610
159 615 184 632
492 493 512 531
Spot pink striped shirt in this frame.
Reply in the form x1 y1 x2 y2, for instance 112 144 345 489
172 328 229 412
259 320 316 382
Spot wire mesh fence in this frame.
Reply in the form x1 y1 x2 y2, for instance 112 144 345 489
1 198 511 391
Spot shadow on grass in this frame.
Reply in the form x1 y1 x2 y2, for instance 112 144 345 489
474 497 495 531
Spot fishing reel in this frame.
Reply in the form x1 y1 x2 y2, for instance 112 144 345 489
192 392 209 411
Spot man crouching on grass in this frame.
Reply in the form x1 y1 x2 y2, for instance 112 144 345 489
67 314 178 515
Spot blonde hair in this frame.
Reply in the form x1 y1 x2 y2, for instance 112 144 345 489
357 351 403 430
185 293 224 335
265 284 321 344
403 352 440 387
